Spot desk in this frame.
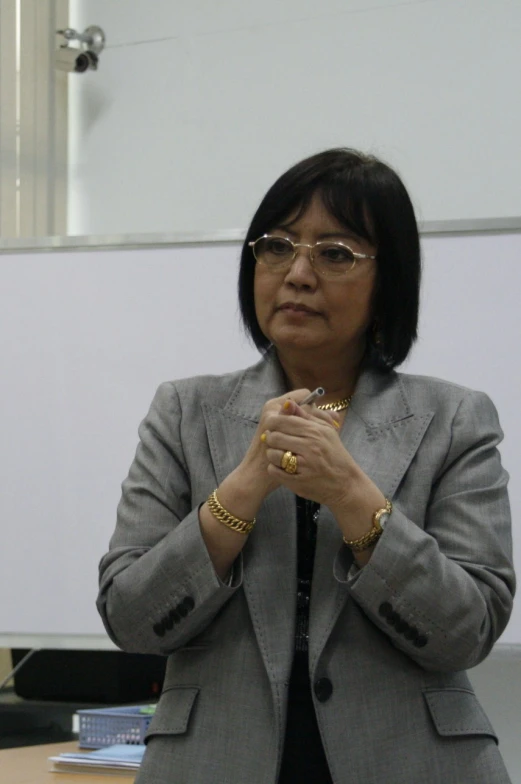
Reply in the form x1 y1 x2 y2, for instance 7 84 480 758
0 741 136 784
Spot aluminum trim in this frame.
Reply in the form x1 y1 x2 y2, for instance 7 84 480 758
419 217 521 236
0 229 245 254
1 218 520 254
0 633 118 650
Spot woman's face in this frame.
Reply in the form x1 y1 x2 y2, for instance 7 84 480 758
253 193 378 362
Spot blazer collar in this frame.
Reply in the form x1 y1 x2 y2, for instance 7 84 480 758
220 347 414 427
203 351 434 685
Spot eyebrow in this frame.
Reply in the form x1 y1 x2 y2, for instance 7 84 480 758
274 225 361 242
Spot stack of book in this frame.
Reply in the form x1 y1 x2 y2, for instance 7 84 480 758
48 744 145 776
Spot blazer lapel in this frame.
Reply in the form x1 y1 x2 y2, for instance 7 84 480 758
308 367 435 672
202 353 298 687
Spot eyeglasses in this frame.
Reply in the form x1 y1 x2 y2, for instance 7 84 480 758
248 235 376 278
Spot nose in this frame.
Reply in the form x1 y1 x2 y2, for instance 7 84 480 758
283 244 317 288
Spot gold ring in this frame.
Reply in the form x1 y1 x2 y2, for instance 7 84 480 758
281 450 292 469
281 450 298 474
286 455 297 474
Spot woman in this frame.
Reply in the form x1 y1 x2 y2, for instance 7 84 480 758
97 149 515 783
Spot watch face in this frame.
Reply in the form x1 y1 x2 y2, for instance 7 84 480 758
374 511 391 531
374 500 392 531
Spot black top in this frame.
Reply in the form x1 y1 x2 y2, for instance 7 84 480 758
277 497 333 784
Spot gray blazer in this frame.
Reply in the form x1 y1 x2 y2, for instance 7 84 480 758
97 353 515 784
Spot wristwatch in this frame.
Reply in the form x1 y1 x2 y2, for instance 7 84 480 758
343 499 393 552
373 500 392 531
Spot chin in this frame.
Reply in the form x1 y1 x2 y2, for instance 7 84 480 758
271 329 324 352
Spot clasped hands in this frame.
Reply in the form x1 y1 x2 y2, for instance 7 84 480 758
243 389 359 511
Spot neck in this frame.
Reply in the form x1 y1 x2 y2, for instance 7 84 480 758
275 344 365 404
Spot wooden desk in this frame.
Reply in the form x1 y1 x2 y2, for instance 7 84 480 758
0 740 136 784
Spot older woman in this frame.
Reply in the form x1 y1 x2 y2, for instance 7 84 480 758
97 149 515 784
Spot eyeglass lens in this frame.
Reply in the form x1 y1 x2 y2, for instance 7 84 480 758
253 236 356 275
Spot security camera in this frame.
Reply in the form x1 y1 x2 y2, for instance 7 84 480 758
55 46 99 73
82 51 99 70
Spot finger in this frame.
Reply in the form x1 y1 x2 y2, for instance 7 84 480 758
279 399 340 430
261 390 309 421
265 434 304 456
277 389 318 416
265 447 287 468
273 389 310 407
265 412 337 437
280 399 329 423
306 406 341 429
280 398 309 418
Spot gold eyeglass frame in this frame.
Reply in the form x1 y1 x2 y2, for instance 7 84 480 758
248 234 377 277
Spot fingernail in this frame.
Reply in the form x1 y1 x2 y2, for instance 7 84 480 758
283 400 291 410
260 432 267 443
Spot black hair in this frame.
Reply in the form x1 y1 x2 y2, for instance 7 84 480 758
238 148 421 370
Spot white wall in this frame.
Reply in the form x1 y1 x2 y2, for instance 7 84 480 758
68 0 521 237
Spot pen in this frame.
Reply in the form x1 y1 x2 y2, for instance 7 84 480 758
299 387 325 406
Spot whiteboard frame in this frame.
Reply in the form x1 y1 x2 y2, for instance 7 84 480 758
1 217 521 255
0 633 117 650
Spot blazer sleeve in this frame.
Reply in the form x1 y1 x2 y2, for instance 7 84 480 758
335 388 516 672
96 381 243 655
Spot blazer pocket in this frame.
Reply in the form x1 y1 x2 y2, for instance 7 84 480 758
423 688 498 744
145 686 199 741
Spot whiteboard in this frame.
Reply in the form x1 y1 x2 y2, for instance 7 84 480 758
67 0 521 238
0 233 519 649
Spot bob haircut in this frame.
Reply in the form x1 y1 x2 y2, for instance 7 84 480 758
238 148 421 370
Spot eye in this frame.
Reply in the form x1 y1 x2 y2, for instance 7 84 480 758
317 243 355 263
264 237 293 256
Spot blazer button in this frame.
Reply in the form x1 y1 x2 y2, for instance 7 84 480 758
163 614 174 631
386 610 401 627
413 634 429 648
153 621 166 637
378 602 393 618
181 596 195 613
169 608 181 624
314 678 333 703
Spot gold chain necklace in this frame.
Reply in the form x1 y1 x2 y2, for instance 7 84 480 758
317 396 352 412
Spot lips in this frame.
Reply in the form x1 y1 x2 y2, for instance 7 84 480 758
277 302 319 315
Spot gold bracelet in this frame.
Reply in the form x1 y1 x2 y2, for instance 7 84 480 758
343 499 392 552
207 490 256 535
